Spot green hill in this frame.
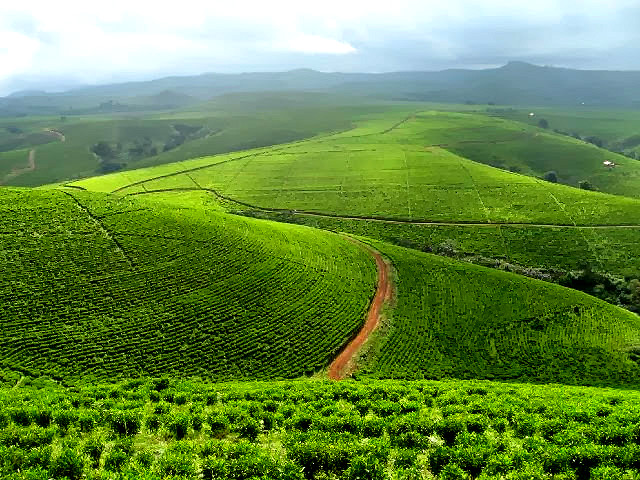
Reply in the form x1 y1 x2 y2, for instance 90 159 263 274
362 241 640 386
0 188 376 382
70 110 640 278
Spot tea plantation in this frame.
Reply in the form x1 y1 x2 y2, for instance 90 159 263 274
0 187 377 382
4 378 640 479
4 104 640 479
361 241 640 386
70 110 640 278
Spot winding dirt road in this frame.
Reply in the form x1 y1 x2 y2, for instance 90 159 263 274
328 237 393 380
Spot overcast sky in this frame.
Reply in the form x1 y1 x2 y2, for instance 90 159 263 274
1 0 639 95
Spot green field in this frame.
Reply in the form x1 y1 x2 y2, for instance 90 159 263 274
361 241 640 385
493 107 640 157
0 95 412 187
4 378 640 479
4 97 640 480
0 187 377 381
70 110 640 279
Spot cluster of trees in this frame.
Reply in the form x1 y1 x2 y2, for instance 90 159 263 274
163 124 204 152
90 141 126 174
542 170 595 190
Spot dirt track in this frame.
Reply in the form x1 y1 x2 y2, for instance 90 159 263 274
1 149 36 184
328 238 393 380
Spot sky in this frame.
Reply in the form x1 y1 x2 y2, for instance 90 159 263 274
1 0 639 95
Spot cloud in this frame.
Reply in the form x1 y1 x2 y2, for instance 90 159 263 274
0 0 639 94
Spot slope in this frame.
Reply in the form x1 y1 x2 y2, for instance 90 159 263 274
70 110 640 277
0 188 376 382
361 242 640 386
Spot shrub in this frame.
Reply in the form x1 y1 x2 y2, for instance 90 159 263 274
110 411 141 436
345 455 386 480
168 413 190 440
237 416 261 442
134 450 155 470
436 416 467 445
33 409 52 428
155 449 196 478
54 410 78 433
50 448 84 480
579 180 596 191
209 414 229 438
174 393 188 406
104 449 129 472
79 412 96 433
439 462 468 479
83 436 104 469
10 408 32 426
192 413 204 432
146 414 161 433
543 171 558 183
153 378 170 391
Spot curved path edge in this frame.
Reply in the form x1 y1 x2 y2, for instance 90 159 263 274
328 237 393 380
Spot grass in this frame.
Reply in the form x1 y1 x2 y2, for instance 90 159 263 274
4 377 640 479
0 187 376 382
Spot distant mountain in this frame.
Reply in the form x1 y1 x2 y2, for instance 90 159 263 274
2 62 640 116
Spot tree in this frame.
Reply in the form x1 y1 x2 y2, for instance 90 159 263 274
585 136 604 148
538 118 549 129
578 180 595 191
91 141 115 160
543 171 558 183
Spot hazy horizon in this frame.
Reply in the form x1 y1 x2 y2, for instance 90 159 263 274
2 0 639 96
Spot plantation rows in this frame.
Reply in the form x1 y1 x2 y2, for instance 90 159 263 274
4 378 640 479
240 211 640 278
0 188 376 381
361 242 640 386
117 139 640 228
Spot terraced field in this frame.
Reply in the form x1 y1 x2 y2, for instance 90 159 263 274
0 188 377 382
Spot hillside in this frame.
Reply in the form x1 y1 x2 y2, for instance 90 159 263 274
0 188 377 382
4 62 640 117
362 242 640 386
70 110 640 278
0 95 381 187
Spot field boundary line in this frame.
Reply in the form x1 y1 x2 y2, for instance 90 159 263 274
328 236 393 380
458 160 491 224
122 186 640 229
62 191 134 267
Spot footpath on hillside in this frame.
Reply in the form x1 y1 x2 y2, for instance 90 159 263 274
1 149 36 185
328 237 394 380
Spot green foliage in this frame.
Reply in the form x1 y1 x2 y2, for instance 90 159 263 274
3 378 640 478
49 448 84 480
361 242 640 386
0 188 375 382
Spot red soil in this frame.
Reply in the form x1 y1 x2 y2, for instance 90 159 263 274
328 239 393 380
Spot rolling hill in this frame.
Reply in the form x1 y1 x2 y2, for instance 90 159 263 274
4 62 640 117
362 241 640 385
0 187 377 382
70 110 640 278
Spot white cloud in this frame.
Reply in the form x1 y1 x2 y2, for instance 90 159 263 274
0 0 639 94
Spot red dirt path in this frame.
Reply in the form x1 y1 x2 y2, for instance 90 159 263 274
328 238 393 380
